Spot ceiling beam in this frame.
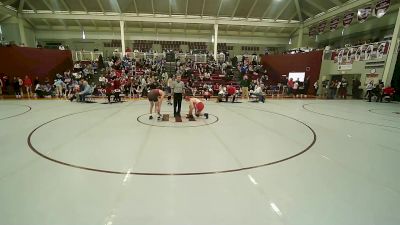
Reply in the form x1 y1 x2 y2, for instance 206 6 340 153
18 0 25 13
327 0 342 7
42 0 54 12
231 0 240 19
274 0 292 21
260 2 273 20
0 2 17 16
185 0 189 17
246 0 258 19
288 11 297 22
305 0 374 27
22 13 299 28
132 0 138 16
25 0 36 13
217 0 223 17
0 14 11 23
78 0 88 12
201 0 206 18
305 0 326 12
303 9 314 18
3 0 18 5
112 0 121 14
169 0 172 16
97 0 105 14
293 0 303 22
60 0 70 13
151 0 154 16
91 20 97 29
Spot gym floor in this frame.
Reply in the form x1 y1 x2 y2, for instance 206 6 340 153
0 99 399 225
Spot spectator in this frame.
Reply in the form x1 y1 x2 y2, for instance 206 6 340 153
287 78 294 96
54 79 65 98
18 77 24 98
240 75 251 101
366 81 374 102
339 78 348 99
24 75 33 98
13 77 21 98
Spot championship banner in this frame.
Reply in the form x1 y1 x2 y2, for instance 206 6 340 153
374 0 391 18
357 6 372 23
330 17 340 31
343 12 355 27
318 21 327 34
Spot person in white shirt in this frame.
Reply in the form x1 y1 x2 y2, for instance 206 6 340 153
293 80 299 98
366 81 374 102
253 84 265 103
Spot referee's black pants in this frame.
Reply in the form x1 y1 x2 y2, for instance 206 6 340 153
173 93 182 116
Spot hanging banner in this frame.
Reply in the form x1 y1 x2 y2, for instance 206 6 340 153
343 12 355 27
309 26 317 37
357 6 372 23
374 0 391 18
318 21 327 34
330 17 340 31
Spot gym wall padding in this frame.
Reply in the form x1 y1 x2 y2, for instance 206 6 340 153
261 51 324 94
0 46 73 80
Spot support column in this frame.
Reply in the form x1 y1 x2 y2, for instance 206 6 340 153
214 23 218 61
18 17 27 46
120 20 126 57
297 24 303 48
383 8 400 86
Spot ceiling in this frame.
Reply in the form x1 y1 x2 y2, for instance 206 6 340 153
1 0 351 19
0 0 396 36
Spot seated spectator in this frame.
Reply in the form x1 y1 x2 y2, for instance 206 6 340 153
35 83 45 98
251 84 265 103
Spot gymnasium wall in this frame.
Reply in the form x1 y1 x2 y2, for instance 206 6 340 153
318 56 387 95
261 51 324 94
0 46 73 80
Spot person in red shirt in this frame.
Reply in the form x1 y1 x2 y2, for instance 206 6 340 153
287 78 294 96
105 82 113 103
113 78 121 102
382 86 395 102
225 85 237 103
23 76 33 98
185 96 208 119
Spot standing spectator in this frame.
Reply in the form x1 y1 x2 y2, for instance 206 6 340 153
24 75 33 98
335 80 341 98
18 77 24 98
339 78 348 99
366 81 374 102
376 82 384 102
287 78 294 96
240 75 251 101
313 81 319 96
171 75 185 117
13 77 21 98
293 79 299 98
54 79 65 98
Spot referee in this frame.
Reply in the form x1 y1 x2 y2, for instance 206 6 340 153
171 75 185 117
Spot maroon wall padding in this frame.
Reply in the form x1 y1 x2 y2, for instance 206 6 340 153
261 51 324 94
0 46 73 80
